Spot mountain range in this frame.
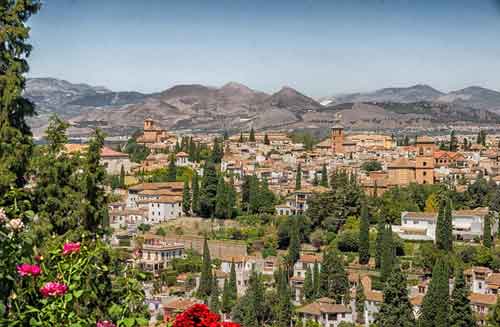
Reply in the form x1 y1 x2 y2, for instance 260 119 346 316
24 78 500 137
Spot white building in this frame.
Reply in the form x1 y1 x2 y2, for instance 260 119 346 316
139 236 185 274
295 298 353 327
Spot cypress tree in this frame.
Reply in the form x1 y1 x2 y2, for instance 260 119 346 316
295 163 302 190
167 153 177 181
229 260 237 300
200 161 218 218
380 225 394 283
249 127 256 142
209 278 221 313
313 260 320 298
484 212 493 248
239 131 245 143
319 247 349 304
359 201 370 265
191 172 200 215
197 239 212 299
449 268 475 327
303 266 314 302
355 278 366 324
320 164 328 187
312 172 319 186
215 175 228 218
375 218 385 269
436 195 453 252
419 257 450 327
226 176 236 219
276 269 293 327
182 178 191 215
488 295 500 326
120 164 126 187
287 221 301 270
241 175 252 212
376 265 415 327
264 133 270 145
222 278 232 314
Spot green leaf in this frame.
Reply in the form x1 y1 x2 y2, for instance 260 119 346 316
74 290 84 298
121 318 136 327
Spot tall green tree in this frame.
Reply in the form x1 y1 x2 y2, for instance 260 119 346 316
449 268 475 327
215 175 228 218
380 225 394 283
209 278 221 314
375 218 385 269
449 130 458 152
263 133 270 145
376 265 415 327
167 153 177 181
312 173 319 186
197 239 212 299
276 269 293 327
191 172 200 215
249 127 256 142
119 164 125 187
359 201 370 265
229 260 237 300
419 257 450 327
295 163 302 190
287 221 301 270
239 131 245 143
303 266 314 302
182 178 191 215
222 261 238 314
484 213 493 248
319 247 349 304
355 279 366 324
320 164 328 187
313 260 320 298
436 196 453 252
226 176 236 218
199 161 218 217
488 295 500 327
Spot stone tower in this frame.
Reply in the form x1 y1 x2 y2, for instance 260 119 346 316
415 136 435 185
331 113 344 154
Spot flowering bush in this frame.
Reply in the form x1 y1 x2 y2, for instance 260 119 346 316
17 263 42 277
62 242 81 255
172 304 240 327
39 281 68 297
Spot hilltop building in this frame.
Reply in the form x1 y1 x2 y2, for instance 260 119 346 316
137 118 178 152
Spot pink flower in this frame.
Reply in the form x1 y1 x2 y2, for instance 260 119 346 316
17 264 42 277
62 242 80 255
40 282 68 297
96 321 116 327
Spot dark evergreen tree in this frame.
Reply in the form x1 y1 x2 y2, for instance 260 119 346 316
197 239 212 299
312 173 319 186
419 257 450 327
200 161 218 217
215 175 228 218
313 260 320 298
239 131 245 143
376 265 415 327
191 172 200 215
380 225 394 283
241 175 252 212
488 295 500 327
222 278 232 314
484 212 493 248
249 127 256 142
449 268 475 327
304 266 314 302
375 218 385 269
209 278 221 314
319 247 349 304
355 279 366 324
449 130 457 152
287 221 301 270
264 133 270 145
436 196 453 252
490 188 500 214
226 176 236 218
167 153 177 182
182 178 191 215
229 260 237 301
320 164 329 187
211 137 224 163
276 269 293 327
359 201 370 265
295 163 302 190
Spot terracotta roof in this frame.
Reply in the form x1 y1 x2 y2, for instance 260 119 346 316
176 152 189 157
387 158 415 169
486 273 500 287
296 298 351 315
410 294 424 306
298 254 322 264
163 298 200 311
468 293 497 306
101 146 129 158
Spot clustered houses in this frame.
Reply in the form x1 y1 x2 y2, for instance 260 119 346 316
138 235 185 273
392 207 498 242
64 144 136 175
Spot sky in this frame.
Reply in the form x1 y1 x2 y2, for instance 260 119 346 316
28 0 500 97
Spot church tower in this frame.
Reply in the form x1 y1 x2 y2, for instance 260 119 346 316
415 136 435 185
331 113 344 154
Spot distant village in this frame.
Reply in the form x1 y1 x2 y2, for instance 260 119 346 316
74 117 500 326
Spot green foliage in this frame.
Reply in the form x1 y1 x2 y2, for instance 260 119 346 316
288 131 319 151
336 229 359 252
484 213 493 248
375 265 415 327
419 257 450 327
197 239 213 299
249 128 256 142
355 279 366 324
303 266 314 302
209 279 221 314
232 270 269 327
182 178 191 215
167 153 177 182
380 225 394 283
488 295 500 327
172 250 202 274
241 175 276 215
199 161 219 218
436 195 453 252
275 269 292 327
449 268 475 327
319 247 349 304
361 160 382 172
263 133 270 145
359 202 370 264
295 164 302 190
191 172 200 215
123 133 150 163
287 221 301 269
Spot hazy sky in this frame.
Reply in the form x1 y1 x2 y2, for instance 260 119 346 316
28 0 500 97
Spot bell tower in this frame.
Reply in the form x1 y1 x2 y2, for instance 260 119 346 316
415 136 435 185
331 113 344 154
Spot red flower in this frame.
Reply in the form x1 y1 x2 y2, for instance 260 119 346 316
62 242 80 255
40 282 68 297
96 321 116 327
173 304 240 327
17 264 42 277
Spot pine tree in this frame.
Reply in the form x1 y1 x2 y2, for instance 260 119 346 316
200 161 218 218
295 163 302 190
209 278 221 314
182 178 191 215
215 175 228 218
304 266 314 302
449 268 475 327
436 196 453 252
191 172 200 215
359 201 370 265
320 164 328 187
380 225 394 283
376 265 415 327
264 133 270 145
355 279 366 324
197 239 212 299
249 127 256 142
319 247 349 304
167 153 177 181
484 212 493 248
419 257 450 327
313 260 320 298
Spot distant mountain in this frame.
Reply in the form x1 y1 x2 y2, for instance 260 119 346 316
331 84 444 104
436 86 500 112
